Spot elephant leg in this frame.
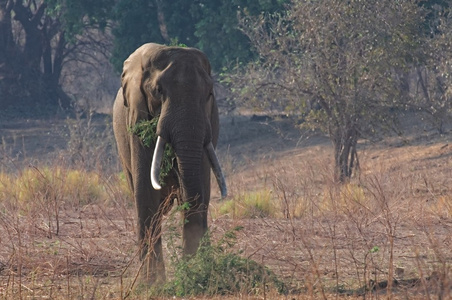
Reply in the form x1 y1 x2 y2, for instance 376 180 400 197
136 188 166 283
123 169 134 192
130 138 166 283
183 205 208 255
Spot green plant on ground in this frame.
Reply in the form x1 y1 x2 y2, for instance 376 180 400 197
128 117 175 184
155 226 287 297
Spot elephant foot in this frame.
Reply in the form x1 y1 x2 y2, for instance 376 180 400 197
142 257 166 285
183 217 208 256
142 269 166 286
138 240 166 285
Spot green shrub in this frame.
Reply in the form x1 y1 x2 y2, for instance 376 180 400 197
156 226 286 297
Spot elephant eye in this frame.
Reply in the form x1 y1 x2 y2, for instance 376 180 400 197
153 85 164 99
206 91 213 102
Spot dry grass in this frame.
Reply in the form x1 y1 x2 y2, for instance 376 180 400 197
0 116 451 299
209 125 452 299
0 166 136 299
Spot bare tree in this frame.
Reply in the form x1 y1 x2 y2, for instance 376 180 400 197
229 0 424 182
60 27 118 113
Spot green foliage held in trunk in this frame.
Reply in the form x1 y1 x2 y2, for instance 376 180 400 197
128 117 175 185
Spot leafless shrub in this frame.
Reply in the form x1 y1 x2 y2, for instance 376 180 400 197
62 107 118 173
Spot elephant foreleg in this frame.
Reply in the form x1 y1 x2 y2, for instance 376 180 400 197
137 192 166 283
130 136 166 283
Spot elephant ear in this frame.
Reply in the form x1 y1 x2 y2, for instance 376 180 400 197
121 47 144 109
208 89 220 147
121 44 160 128
198 52 219 146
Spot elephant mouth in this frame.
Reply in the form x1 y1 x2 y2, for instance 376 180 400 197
150 136 228 198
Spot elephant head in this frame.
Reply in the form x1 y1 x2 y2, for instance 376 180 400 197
146 54 227 199
113 43 227 283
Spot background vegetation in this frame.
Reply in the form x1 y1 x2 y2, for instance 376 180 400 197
2 0 450 179
0 0 286 114
0 0 452 298
227 0 452 181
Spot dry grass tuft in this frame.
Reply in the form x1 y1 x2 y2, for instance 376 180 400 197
214 189 275 218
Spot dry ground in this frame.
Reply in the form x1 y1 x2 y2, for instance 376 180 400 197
0 112 451 299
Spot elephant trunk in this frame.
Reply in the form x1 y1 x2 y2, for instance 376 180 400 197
150 138 227 198
151 134 205 201
174 141 204 200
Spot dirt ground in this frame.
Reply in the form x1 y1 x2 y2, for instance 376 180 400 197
0 112 452 299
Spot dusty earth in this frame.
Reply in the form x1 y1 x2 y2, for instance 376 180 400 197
0 111 452 299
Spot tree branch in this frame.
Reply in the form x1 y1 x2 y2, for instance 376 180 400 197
30 1 46 27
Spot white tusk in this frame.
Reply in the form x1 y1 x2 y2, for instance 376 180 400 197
150 136 166 190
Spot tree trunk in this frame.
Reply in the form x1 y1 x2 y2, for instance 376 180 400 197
332 126 359 183
0 0 14 57
13 1 47 70
155 0 170 43
0 1 71 112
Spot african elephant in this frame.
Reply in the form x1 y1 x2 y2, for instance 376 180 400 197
112 43 227 283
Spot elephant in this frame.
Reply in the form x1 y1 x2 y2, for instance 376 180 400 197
112 43 227 283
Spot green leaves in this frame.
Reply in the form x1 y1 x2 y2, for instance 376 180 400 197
46 0 113 39
370 246 380 253
157 227 286 297
128 117 175 185
111 0 288 72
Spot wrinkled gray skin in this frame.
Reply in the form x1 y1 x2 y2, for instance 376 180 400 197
113 43 226 283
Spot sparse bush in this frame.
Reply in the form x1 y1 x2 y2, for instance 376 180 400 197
0 166 131 237
0 172 13 201
64 110 116 173
321 183 368 213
